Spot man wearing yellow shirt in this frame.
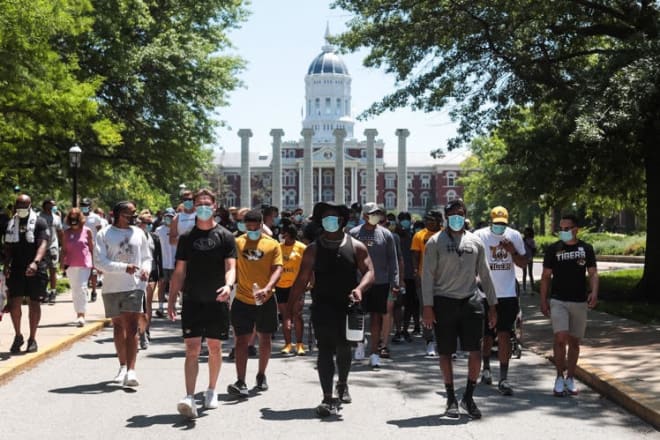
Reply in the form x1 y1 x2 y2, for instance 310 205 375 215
411 210 443 356
228 209 283 397
276 223 307 355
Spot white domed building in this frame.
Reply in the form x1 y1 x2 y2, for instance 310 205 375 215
214 29 469 216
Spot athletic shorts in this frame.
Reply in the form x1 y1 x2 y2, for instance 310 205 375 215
160 269 173 286
230 294 278 336
46 247 59 269
181 300 230 340
275 286 290 304
363 284 389 314
102 290 145 318
483 297 520 337
6 272 48 301
148 269 159 283
550 299 587 339
433 294 484 354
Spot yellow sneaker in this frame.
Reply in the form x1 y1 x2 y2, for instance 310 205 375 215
280 343 293 355
296 343 307 356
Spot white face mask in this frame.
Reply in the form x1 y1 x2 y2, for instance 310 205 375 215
17 207 30 218
367 214 381 226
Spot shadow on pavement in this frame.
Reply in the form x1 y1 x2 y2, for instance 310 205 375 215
387 414 469 427
126 414 196 429
49 380 136 394
78 353 117 360
260 407 337 421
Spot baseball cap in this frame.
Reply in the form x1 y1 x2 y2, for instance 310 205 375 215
362 202 383 215
81 197 92 206
490 206 509 224
424 210 443 221
164 207 176 217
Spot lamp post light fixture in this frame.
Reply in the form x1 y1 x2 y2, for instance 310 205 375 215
69 145 82 207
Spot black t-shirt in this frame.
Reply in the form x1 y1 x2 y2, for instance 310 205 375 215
543 240 597 302
8 216 49 273
175 224 237 303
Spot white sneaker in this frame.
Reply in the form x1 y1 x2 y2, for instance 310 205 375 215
426 341 437 357
124 369 139 387
204 389 219 409
565 377 579 395
354 342 365 361
113 366 127 383
76 317 85 327
177 395 198 419
369 353 381 368
553 375 566 396
481 369 493 385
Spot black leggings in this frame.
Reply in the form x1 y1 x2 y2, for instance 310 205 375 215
317 337 352 396
403 278 420 331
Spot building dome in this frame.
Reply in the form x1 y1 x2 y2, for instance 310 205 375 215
307 51 348 75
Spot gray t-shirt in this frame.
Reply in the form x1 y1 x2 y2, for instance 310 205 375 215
421 230 497 306
349 224 399 286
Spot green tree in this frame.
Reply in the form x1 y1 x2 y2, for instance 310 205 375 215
333 0 659 300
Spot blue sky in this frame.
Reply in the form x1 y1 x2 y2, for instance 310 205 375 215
215 0 459 165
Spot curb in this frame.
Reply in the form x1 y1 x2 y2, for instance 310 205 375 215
0 318 110 386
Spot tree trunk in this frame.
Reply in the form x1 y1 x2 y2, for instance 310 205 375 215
637 124 660 303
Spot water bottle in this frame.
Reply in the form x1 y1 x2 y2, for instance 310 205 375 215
346 303 365 342
253 283 263 306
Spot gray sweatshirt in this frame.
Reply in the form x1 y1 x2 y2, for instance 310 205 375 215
421 230 497 307
349 224 399 286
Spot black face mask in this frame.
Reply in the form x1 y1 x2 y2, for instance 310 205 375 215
70 219 79 226
127 216 137 226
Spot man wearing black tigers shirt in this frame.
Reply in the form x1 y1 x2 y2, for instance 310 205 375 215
541 213 598 397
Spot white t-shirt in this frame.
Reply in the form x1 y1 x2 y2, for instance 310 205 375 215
176 211 196 237
474 226 526 298
155 224 176 270
84 212 104 242
94 225 152 294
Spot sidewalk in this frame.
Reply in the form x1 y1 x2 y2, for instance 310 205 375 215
519 292 660 429
1 287 659 430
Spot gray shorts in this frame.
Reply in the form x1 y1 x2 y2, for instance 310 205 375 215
160 269 173 285
102 289 145 318
46 247 59 269
550 299 587 338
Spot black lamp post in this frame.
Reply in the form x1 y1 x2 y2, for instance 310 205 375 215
69 145 82 207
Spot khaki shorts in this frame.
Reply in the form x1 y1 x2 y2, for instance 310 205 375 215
102 290 145 318
550 299 587 338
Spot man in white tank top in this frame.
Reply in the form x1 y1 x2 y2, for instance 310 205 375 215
169 190 196 247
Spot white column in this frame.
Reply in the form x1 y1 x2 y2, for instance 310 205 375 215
297 163 303 208
238 129 252 208
395 129 410 212
364 129 378 203
302 128 314 216
333 128 347 204
270 129 284 209
351 166 357 204
317 167 322 202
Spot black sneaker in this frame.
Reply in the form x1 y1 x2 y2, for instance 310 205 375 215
315 398 339 418
154 309 165 318
26 338 38 353
228 348 235 360
402 331 412 343
90 291 97 302
336 383 352 404
10 334 24 353
48 290 57 304
445 398 459 418
227 380 249 397
392 332 402 343
498 379 513 396
460 398 482 419
256 373 268 391
248 345 257 357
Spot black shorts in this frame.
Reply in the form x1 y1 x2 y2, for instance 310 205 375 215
148 270 159 283
231 294 278 336
275 287 290 304
181 300 230 340
7 272 48 301
363 284 389 314
483 297 520 337
433 294 484 355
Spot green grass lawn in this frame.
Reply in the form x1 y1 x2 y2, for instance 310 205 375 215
595 268 660 325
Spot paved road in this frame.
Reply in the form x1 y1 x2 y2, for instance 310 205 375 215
3 317 656 440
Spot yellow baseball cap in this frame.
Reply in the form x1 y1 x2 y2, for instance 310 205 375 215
490 206 509 224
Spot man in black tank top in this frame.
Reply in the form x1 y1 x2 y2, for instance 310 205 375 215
288 201 374 418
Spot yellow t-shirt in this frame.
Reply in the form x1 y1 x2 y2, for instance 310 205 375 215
277 241 307 289
411 228 440 273
235 234 283 304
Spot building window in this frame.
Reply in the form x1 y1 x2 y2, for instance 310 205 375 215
315 98 320 115
420 191 430 208
359 170 366 186
307 99 310 116
283 170 296 186
446 172 456 187
323 170 333 186
285 189 297 208
360 189 367 205
420 174 431 189
325 97 331 115
225 191 236 207
345 188 351 206
336 98 342 115
360 149 367 159
446 190 457 203
322 189 333 202
385 192 396 209
385 174 395 189
407 192 414 208
287 149 295 158
407 174 413 189
281 149 287 158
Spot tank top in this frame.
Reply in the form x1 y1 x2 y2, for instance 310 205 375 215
64 226 93 268
176 211 196 237
311 234 358 325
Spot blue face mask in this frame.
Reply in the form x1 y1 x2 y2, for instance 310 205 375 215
51 206 58 214
237 221 246 232
247 230 261 241
346 220 357 229
164 217 172 225
195 205 213 221
145 224 153 232
294 214 303 223
272 216 281 227
322 216 340 232
447 215 465 232
491 224 506 235
81 206 90 214
559 230 574 243
400 219 411 229
183 200 194 210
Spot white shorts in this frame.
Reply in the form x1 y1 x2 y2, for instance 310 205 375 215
550 299 587 338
